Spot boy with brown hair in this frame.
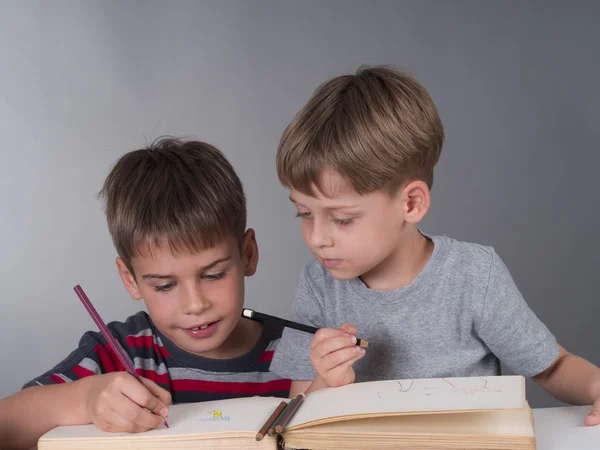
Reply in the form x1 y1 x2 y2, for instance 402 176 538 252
270 66 600 425
0 138 290 448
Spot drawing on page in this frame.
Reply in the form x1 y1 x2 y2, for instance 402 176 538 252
377 379 414 399
376 378 502 400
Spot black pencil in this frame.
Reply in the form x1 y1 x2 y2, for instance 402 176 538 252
275 393 306 434
242 308 369 347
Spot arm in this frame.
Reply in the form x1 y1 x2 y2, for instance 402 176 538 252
0 380 91 449
289 376 330 397
533 344 600 425
0 373 170 449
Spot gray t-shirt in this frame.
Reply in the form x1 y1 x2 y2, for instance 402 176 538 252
270 234 559 382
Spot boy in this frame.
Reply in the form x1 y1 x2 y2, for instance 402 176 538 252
270 66 600 425
0 138 291 448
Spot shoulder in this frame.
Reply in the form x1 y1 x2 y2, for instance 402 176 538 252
105 311 157 341
431 234 498 282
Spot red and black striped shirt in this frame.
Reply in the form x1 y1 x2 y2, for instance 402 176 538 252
23 311 291 403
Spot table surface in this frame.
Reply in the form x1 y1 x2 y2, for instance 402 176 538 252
533 405 600 449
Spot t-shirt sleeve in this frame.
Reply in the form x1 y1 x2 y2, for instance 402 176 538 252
477 250 560 377
270 264 327 381
22 329 124 389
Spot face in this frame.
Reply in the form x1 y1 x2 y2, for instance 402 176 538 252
117 231 258 359
289 171 429 283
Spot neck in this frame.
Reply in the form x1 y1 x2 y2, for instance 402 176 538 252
204 317 263 359
361 228 433 291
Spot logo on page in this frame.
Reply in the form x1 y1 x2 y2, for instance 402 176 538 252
198 410 231 422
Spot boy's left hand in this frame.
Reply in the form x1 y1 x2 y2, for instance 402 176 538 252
584 373 600 426
585 398 600 426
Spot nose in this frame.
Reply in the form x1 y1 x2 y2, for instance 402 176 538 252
181 286 210 315
309 218 333 249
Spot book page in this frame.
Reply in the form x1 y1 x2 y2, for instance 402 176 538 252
41 396 286 441
287 376 525 430
287 408 534 437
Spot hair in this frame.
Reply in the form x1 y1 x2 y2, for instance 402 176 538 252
99 137 246 274
276 65 444 196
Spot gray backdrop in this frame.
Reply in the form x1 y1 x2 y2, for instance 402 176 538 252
1 1 598 408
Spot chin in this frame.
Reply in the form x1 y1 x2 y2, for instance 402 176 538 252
325 267 361 281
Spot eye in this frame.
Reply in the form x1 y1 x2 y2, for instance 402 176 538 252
154 282 175 292
295 211 311 218
202 272 226 281
332 217 353 226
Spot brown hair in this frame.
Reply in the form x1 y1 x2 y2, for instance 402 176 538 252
276 65 444 196
99 137 246 274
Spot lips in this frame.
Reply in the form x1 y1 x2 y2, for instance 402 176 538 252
183 321 218 339
320 258 344 269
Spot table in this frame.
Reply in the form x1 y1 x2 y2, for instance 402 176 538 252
534 405 600 449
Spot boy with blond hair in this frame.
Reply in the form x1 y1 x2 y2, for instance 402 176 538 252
270 66 600 425
0 138 290 448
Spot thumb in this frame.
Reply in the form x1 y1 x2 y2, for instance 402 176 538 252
584 399 600 426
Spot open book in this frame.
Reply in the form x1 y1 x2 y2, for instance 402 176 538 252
38 375 535 450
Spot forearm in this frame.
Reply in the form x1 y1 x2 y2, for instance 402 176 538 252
0 379 92 449
534 346 600 405
305 374 330 395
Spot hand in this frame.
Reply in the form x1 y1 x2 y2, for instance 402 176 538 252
310 322 366 388
83 372 171 433
585 398 600 426
584 374 600 426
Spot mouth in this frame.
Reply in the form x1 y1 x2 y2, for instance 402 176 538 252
320 258 344 269
183 321 219 338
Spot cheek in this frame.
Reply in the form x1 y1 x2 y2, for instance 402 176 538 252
143 295 178 324
301 221 312 242
214 277 245 314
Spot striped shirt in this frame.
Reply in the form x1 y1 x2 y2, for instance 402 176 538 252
23 311 291 403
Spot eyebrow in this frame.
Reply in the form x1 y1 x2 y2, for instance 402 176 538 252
288 195 360 211
141 256 232 280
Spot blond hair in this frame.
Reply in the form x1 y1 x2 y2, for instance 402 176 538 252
277 65 444 195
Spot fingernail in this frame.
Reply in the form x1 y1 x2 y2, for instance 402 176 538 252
160 408 169 417
355 346 365 354
349 335 357 344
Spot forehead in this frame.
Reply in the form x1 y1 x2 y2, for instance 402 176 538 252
131 235 238 267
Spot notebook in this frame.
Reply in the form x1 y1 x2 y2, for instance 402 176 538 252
38 375 535 450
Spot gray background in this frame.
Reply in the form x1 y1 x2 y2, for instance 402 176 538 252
0 1 598 408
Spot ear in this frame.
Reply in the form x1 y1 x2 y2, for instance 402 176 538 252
241 229 259 277
116 257 143 300
400 180 431 224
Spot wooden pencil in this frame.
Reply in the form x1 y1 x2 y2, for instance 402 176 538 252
275 393 306 434
255 401 287 441
242 309 369 347
74 285 170 428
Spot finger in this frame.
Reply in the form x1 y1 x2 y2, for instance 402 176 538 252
584 401 600 426
120 376 169 419
102 406 146 433
111 394 165 431
318 345 366 373
311 328 349 349
139 377 172 410
312 334 358 360
325 352 365 387
339 323 358 335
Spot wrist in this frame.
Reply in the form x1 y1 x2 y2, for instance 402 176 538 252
60 376 95 426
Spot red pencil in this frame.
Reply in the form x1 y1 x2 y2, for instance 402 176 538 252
73 285 170 428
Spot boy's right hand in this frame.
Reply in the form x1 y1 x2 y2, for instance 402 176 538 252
310 323 366 388
83 372 171 433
